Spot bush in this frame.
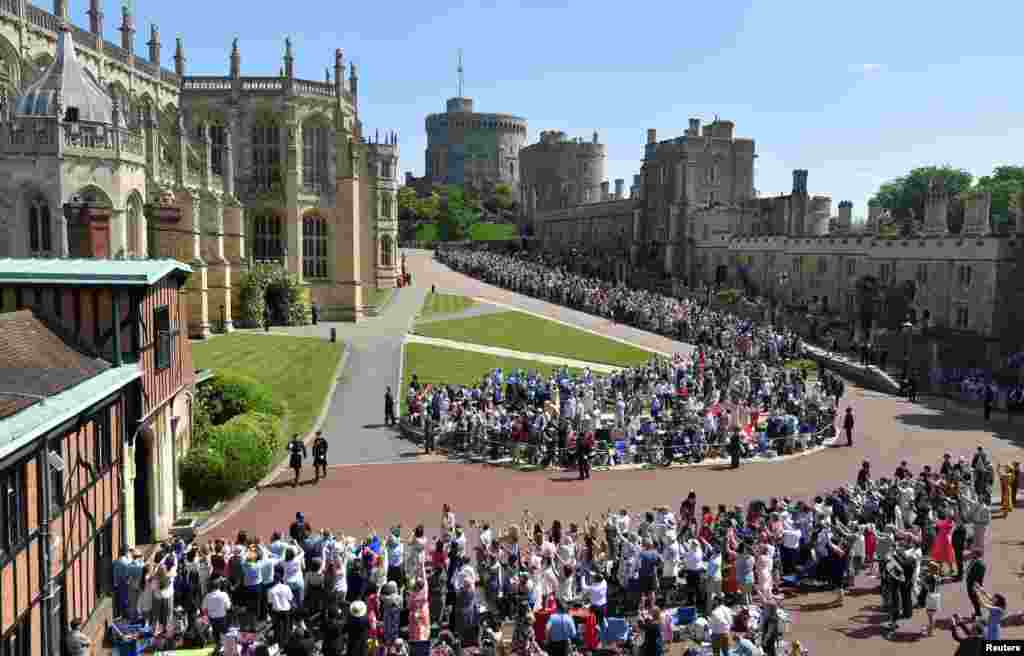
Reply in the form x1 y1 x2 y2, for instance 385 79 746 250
180 411 286 507
200 373 285 426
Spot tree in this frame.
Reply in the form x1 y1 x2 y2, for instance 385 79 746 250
437 185 480 241
871 165 973 223
974 165 1024 226
397 186 420 222
493 183 514 210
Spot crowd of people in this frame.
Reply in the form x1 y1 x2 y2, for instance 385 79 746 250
404 250 846 470
106 445 1020 656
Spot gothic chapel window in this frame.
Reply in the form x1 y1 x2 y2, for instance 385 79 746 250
251 123 281 191
303 215 328 278
302 124 329 192
29 198 52 255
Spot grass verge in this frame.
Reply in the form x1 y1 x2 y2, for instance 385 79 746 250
413 310 654 366
402 343 585 412
419 292 475 318
191 333 344 437
364 285 396 308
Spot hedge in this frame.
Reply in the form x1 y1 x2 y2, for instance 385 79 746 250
180 412 285 507
199 372 285 427
181 374 289 507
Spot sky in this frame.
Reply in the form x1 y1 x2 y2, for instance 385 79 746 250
106 0 1023 218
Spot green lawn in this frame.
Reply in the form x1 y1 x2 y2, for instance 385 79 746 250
191 333 345 436
413 310 655 366
469 222 519 241
402 343 585 411
419 293 475 318
364 285 395 308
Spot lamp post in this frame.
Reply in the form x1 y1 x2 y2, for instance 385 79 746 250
902 320 914 382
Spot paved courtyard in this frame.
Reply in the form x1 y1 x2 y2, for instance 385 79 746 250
208 250 1024 656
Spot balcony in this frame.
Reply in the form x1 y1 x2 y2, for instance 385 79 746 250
1 117 146 165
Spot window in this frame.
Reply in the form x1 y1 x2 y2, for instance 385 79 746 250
381 196 393 220
94 411 113 472
251 123 281 191
956 306 969 329
94 522 114 598
916 263 928 285
703 225 710 241
817 258 827 274
381 235 394 267
879 263 891 283
1 612 30 656
792 257 801 273
302 216 328 279
28 197 52 255
154 305 174 371
380 160 393 179
847 260 856 276
48 436 63 516
302 124 329 192
253 214 283 261
2 464 27 552
958 265 973 286
209 125 226 176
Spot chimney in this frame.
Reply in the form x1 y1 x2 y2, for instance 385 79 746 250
614 179 624 199
229 38 240 78
837 200 853 232
601 181 610 200
119 5 135 55
646 129 657 144
147 24 161 64
688 118 700 136
88 0 102 36
174 37 185 77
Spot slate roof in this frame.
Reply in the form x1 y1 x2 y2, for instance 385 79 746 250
0 310 111 420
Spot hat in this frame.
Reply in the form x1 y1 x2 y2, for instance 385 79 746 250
350 601 368 618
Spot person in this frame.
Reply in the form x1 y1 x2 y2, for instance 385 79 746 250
66 619 91 656
950 613 984 656
582 571 607 631
965 551 986 619
952 519 967 580
577 429 592 481
385 386 396 426
322 608 345 656
288 434 306 487
930 512 956 578
545 602 577 656
639 607 664 656
312 431 328 482
708 596 733 656
984 385 995 421
268 565 296 645
284 626 318 656
201 579 231 645
760 602 781 656
843 408 855 447
999 463 1014 515
346 600 371 656
923 573 940 636
729 430 742 469
974 586 1007 640
289 513 307 543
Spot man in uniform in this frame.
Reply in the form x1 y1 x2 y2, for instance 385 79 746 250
288 434 306 487
312 431 328 482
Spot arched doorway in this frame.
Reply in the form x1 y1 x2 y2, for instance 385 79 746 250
67 186 114 258
265 282 289 325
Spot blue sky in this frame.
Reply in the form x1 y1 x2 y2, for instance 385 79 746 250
110 0 1022 217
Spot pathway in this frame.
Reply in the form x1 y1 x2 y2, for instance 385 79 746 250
404 333 622 373
267 285 427 465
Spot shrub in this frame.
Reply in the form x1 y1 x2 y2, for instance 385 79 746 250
200 373 285 425
179 411 286 507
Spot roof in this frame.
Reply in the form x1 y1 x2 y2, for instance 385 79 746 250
16 22 118 125
0 310 111 419
0 258 192 286
0 311 143 460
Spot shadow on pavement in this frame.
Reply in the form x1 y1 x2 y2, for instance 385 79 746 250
893 409 1024 449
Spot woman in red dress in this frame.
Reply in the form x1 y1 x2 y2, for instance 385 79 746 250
930 513 956 577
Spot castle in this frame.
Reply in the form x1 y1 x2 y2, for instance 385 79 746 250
0 0 399 336
528 119 1024 365
406 94 527 201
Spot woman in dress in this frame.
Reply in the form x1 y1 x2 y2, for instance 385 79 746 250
406 562 431 645
929 511 956 577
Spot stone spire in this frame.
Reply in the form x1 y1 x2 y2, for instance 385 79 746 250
119 4 135 55
230 37 240 78
283 37 294 79
147 24 161 64
922 176 949 235
174 37 185 77
325 67 330 84
334 49 344 98
88 0 103 36
349 62 359 111
53 0 66 21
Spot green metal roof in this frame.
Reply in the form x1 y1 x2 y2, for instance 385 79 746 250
0 258 192 286
0 364 142 461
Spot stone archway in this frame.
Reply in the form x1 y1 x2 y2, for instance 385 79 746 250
238 263 308 328
67 185 114 258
